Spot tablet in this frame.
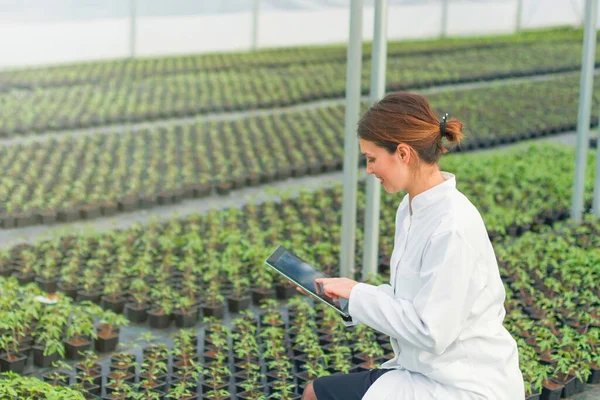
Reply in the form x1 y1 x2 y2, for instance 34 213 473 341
265 245 350 318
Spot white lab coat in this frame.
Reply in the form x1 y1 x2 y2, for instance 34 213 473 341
345 172 525 400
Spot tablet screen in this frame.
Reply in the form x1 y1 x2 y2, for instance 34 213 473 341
265 245 349 317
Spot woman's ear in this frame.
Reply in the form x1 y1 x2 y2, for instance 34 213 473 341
396 144 410 164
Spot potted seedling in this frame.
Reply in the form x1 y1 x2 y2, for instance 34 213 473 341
64 302 99 361
201 279 226 319
76 264 103 303
101 274 127 314
171 329 199 373
96 309 129 353
148 285 174 329
34 253 60 293
259 298 285 328
125 278 151 323
227 276 251 313
32 330 65 368
172 294 199 328
139 357 168 394
42 360 72 386
237 367 266 399
202 355 232 400
266 358 294 393
166 379 199 400
104 372 136 400
295 343 330 389
328 344 352 374
0 334 27 373
268 381 300 400
58 257 81 299
73 351 102 393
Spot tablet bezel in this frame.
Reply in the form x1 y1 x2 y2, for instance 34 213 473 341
265 245 350 318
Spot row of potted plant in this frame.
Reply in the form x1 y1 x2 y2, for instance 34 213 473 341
0 277 128 379
1 202 599 398
0 27 583 92
1 39 598 136
1 76 599 229
497 219 600 399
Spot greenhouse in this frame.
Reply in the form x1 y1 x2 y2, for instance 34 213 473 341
0 1 599 399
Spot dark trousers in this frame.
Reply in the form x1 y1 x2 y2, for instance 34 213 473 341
312 368 393 400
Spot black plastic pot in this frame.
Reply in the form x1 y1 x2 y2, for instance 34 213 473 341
201 381 229 397
0 352 27 373
42 371 70 386
76 372 103 388
251 288 275 305
77 289 102 304
96 332 119 353
227 295 250 313
32 345 61 368
57 282 79 299
125 303 150 323
173 309 198 328
589 365 600 383
275 283 297 300
540 380 564 400
36 276 58 293
551 374 575 398
201 303 225 319
64 339 92 360
101 295 126 314
148 309 171 329
525 392 541 400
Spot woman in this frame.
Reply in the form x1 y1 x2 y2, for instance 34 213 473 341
298 92 525 400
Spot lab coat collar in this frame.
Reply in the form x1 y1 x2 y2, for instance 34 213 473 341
408 171 456 216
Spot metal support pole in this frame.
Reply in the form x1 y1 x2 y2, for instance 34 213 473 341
440 0 449 38
515 0 523 32
251 0 260 50
362 0 388 280
571 0 598 223
340 0 364 279
130 0 136 58
594 123 600 217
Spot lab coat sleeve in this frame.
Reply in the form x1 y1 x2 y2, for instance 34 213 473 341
347 230 479 355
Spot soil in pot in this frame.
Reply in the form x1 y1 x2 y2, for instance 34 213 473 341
551 373 576 398
541 379 564 400
0 352 27 373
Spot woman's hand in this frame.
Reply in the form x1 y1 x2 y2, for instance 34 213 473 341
290 278 359 300
314 278 358 300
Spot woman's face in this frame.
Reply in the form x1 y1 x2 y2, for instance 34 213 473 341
359 138 412 194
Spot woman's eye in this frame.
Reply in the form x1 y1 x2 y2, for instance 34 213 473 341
367 158 375 163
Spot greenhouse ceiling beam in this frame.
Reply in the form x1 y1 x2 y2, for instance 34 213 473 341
340 0 364 279
362 0 388 280
571 0 598 223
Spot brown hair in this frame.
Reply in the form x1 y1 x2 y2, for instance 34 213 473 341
357 92 465 164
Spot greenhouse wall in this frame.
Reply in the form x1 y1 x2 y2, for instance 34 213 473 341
0 0 589 68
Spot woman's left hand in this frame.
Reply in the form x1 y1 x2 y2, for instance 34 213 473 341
314 277 359 300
